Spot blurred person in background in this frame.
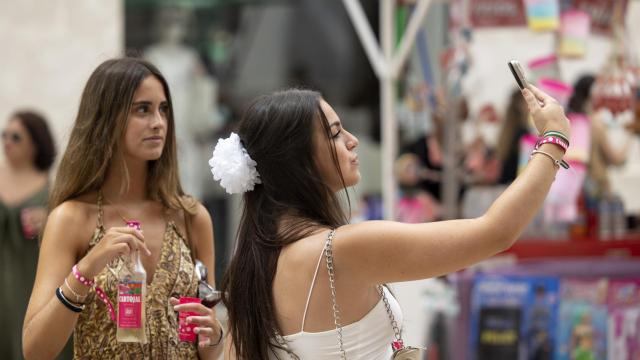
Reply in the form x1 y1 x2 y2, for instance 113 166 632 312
145 6 221 201
0 111 56 359
496 89 531 185
395 93 496 221
568 75 634 197
396 95 468 205
22 57 223 359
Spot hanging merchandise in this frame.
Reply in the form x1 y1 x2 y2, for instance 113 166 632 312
527 54 561 83
586 0 637 117
469 275 560 360
592 63 636 115
524 0 560 31
606 279 640 360
469 0 527 27
558 10 591 58
556 278 609 360
572 0 629 34
537 78 572 107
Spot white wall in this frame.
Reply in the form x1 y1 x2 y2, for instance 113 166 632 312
0 0 123 166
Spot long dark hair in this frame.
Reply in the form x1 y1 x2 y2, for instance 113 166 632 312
568 74 595 114
220 89 350 359
11 110 56 171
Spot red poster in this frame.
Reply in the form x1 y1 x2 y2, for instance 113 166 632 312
470 0 527 27
571 0 629 34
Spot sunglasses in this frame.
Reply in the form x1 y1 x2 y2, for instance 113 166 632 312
1 131 22 143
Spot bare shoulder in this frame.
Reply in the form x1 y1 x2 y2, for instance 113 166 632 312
48 198 94 226
279 221 401 258
48 193 100 234
279 228 329 267
191 201 213 229
43 196 100 258
171 198 212 231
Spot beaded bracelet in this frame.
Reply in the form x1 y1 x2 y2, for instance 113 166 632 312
56 287 84 313
531 149 570 169
72 265 116 321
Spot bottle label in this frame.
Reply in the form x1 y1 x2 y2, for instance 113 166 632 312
118 281 143 328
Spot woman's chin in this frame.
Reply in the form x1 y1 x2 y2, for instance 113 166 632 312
144 151 164 161
345 174 361 188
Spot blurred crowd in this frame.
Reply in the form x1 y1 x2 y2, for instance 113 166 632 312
393 75 640 237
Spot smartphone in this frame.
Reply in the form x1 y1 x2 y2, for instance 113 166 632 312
508 60 528 90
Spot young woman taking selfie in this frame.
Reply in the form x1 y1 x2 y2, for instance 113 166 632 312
210 85 570 359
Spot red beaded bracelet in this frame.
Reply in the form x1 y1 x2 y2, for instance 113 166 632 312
72 265 116 321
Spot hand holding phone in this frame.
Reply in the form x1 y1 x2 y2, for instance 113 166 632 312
520 84 571 138
508 60 528 90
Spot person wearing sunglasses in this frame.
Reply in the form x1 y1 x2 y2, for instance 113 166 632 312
0 110 56 359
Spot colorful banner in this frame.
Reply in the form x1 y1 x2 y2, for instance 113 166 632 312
558 10 591 58
525 0 560 31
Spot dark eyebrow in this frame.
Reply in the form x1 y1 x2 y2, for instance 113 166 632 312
329 121 341 128
131 100 169 107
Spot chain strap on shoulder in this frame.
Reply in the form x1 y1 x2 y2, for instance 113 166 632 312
325 229 404 359
324 229 347 359
275 228 404 360
377 285 403 343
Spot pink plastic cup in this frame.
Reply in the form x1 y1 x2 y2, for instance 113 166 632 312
178 297 201 343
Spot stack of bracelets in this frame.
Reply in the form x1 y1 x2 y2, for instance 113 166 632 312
55 265 117 321
55 282 85 313
531 130 570 170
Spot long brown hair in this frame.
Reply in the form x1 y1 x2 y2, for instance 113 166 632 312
220 89 350 359
49 57 194 214
496 89 528 162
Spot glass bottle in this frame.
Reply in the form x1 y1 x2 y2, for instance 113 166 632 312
116 220 147 343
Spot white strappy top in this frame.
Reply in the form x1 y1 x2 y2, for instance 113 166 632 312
271 240 403 359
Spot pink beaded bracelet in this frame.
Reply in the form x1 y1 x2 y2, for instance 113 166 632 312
72 265 116 321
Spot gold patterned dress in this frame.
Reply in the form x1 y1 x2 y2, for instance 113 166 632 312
73 195 199 359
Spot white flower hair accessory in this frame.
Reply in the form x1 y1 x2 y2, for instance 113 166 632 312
208 132 261 194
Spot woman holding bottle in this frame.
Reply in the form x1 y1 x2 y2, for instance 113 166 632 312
22 57 223 359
